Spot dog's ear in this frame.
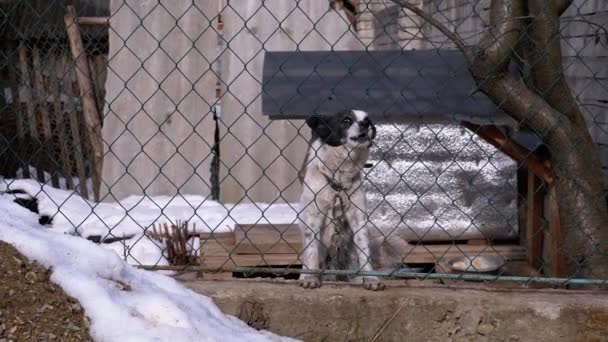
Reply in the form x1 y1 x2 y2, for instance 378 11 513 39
306 115 332 141
370 120 376 141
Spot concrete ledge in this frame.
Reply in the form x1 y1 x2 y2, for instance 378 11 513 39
181 279 608 342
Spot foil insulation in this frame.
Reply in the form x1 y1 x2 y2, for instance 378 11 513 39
363 122 519 241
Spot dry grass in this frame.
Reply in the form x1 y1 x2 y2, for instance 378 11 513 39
146 221 198 265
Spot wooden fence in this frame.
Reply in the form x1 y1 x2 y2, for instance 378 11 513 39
2 42 106 201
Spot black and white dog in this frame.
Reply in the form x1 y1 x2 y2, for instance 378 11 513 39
299 109 384 291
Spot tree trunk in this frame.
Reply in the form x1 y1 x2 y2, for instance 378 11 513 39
391 0 608 279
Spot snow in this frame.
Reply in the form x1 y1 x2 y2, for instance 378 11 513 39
0 197 298 342
0 179 301 267
0 179 301 237
17 165 95 201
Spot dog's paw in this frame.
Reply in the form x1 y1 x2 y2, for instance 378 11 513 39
299 274 321 289
353 276 385 291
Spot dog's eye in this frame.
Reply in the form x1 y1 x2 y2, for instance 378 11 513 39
342 117 353 125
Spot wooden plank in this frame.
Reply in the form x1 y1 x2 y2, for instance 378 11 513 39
462 121 553 184
76 16 109 26
17 44 45 182
206 254 300 268
547 185 567 277
51 54 75 190
526 170 545 270
64 5 103 201
64 54 90 199
227 244 524 267
466 239 487 245
91 55 106 114
234 224 302 254
199 232 236 268
404 244 525 264
7 49 28 178
32 47 60 188
262 50 513 122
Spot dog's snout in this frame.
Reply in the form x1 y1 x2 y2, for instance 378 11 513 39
359 118 370 129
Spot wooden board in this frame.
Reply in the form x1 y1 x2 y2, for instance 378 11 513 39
205 254 300 268
204 244 524 268
405 244 525 264
65 5 103 201
462 122 552 184
234 224 302 254
199 227 525 269
547 185 567 277
526 171 545 270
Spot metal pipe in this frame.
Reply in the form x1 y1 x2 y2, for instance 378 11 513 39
135 265 608 285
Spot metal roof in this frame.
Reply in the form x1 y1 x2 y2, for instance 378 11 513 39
262 49 516 125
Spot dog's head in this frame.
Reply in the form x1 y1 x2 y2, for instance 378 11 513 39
306 110 376 148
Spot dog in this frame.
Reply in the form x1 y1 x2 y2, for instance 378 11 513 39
298 109 384 291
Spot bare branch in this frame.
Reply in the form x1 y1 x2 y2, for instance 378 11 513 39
388 0 471 59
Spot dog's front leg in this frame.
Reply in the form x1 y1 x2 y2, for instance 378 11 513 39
346 203 385 291
299 206 327 289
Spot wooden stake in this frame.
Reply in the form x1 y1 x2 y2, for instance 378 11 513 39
462 121 553 184
548 184 567 277
32 47 60 187
64 5 103 201
7 45 28 178
51 54 75 190
76 16 109 26
63 54 90 199
525 170 544 271
17 44 45 182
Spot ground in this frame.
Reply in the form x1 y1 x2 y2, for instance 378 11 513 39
0 241 91 341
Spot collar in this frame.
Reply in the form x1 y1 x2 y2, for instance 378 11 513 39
324 174 345 192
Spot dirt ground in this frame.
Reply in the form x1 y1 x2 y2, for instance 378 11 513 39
0 241 91 342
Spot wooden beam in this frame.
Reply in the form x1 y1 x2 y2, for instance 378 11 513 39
461 121 553 184
17 44 45 182
526 170 544 270
199 228 526 270
64 5 103 201
8 45 29 178
234 224 302 254
32 47 60 188
64 54 90 199
547 184 567 277
50 54 75 190
76 16 109 26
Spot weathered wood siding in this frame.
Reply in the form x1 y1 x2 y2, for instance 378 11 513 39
218 0 363 203
101 0 219 200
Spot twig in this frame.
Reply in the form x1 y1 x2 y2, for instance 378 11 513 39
388 0 470 59
369 300 407 342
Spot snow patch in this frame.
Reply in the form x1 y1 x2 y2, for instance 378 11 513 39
0 197 298 342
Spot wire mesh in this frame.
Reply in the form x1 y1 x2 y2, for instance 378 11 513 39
0 0 608 287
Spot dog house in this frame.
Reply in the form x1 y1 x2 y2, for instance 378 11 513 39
254 49 565 276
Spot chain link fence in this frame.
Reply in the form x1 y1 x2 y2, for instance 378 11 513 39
1 0 607 287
